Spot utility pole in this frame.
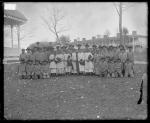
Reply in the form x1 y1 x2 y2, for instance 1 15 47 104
113 2 123 46
119 2 123 46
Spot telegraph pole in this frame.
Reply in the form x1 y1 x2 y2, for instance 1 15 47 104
119 2 122 45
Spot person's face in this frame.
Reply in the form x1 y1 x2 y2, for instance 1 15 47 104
22 50 25 53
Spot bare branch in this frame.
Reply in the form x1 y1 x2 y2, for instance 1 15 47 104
113 3 120 16
41 15 56 34
40 6 68 42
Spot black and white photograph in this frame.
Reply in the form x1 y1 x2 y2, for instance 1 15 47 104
4 2 147 120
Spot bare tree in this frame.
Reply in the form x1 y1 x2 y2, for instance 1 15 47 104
57 35 70 45
41 6 68 44
19 26 33 41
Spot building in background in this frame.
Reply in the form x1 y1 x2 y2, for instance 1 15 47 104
4 3 27 63
71 31 147 51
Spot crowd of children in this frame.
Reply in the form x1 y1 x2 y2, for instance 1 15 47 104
18 44 134 79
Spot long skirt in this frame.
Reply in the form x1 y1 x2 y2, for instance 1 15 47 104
64 61 68 73
50 61 57 74
72 61 77 73
79 64 85 73
85 61 94 73
56 62 64 74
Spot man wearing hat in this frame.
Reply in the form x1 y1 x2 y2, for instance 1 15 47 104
119 47 128 77
26 47 33 79
127 46 134 74
34 47 42 79
18 49 27 79
71 45 77 75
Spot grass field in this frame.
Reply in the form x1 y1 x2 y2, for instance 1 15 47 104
4 63 147 120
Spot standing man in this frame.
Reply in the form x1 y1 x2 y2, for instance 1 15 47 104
26 48 33 79
127 46 135 74
18 49 27 79
119 47 128 77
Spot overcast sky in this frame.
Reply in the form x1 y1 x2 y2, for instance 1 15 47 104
4 2 147 48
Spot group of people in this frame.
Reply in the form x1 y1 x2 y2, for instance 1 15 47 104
18 44 134 79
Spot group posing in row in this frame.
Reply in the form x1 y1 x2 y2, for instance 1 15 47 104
19 44 134 79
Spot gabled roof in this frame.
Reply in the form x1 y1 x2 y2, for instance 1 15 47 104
4 9 27 22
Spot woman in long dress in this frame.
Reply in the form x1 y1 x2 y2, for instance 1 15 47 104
84 44 94 75
71 46 77 75
55 46 65 75
49 50 57 76
78 48 85 75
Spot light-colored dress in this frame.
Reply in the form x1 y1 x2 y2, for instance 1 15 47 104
72 52 77 73
56 53 65 74
49 54 56 73
85 52 94 73
78 52 85 72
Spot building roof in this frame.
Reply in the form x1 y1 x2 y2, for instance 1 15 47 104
4 10 27 25
4 10 27 21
